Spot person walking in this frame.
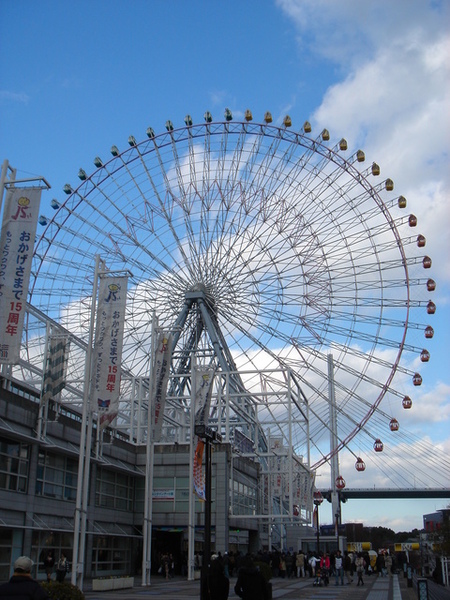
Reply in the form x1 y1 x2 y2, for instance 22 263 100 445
234 555 269 600
308 553 319 577
296 550 305 578
334 550 344 585
376 552 386 577
355 553 365 586
320 552 330 586
56 552 70 582
344 551 353 584
209 554 229 600
0 556 49 599
385 552 393 576
43 551 55 582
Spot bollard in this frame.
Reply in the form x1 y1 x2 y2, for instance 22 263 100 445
407 564 412 588
416 578 428 600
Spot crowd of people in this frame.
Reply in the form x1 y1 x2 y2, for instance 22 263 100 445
168 547 398 599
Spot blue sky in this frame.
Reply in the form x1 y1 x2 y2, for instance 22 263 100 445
1 0 449 532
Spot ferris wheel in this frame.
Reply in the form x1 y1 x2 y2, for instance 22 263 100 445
23 109 434 474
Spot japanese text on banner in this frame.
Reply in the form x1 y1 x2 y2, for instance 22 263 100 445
0 188 42 364
93 276 128 430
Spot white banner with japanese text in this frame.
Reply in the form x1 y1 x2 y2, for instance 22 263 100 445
192 367 214 500
0 187 42 364
151 331 173 442
93 275 128 430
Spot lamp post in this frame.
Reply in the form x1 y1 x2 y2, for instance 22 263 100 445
313 490 323 555
335 510 340 552
195 424 222 600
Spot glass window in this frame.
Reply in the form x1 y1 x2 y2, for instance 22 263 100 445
95 468 134 511
36 451 78 501
92 536 131 576
0 437 29 493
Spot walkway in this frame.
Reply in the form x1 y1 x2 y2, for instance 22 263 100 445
83 573 417 600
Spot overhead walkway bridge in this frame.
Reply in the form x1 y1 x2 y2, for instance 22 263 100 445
319 487 450 500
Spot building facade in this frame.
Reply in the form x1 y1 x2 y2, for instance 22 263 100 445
0 379 262 582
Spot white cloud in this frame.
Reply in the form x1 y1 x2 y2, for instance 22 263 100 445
0 90 30 103
277 1 450 283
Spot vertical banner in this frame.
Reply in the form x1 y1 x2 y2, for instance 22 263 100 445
92 275 128 430
42 335 70 402
0 187 42 364
192 368 214 500
151 332 173 442
193 438 206 501
193 368 215 427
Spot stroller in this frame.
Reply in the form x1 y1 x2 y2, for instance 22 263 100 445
313 567 329 587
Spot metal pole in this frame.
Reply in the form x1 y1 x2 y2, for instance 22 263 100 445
328 354 340 521
142 313 157 586
72 255 101 589
336 512 340 552
201 438 212 600
316 503 320 554
288 371 293 522
188 358 196 581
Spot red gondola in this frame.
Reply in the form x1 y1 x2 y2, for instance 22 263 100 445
409 214 417 227
420 349 430 363
402 396 412 409
335 475 346 490
424 326 434 339
417 234 426 248
389 418 399 431
355 457 366 472
413 373 422 386
427 301 436 314
426 279 436 292
373 439 384 452
423 256 432 269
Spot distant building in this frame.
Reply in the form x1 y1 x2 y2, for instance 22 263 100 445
423 509 450 533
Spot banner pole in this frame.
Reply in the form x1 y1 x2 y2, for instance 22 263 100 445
142 312 157 586
72 255 101 590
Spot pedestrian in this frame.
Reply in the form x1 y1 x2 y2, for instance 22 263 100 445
286 552 294 578
234 555 269 600
355 553 365 586
169 553 175 578
376 552 386 577
0 556 49 599
344 551 353 584
209 554 229 600
279 553 286 578
334 550 344 585
43 551 55 582
56 552 70 582
223 552 230 579
308 553 318 577
320 552 330 586
385 552 393 576
296 550 305 578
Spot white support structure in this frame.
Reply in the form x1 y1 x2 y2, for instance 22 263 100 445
328 354 340 527
141 313 157 586
72 255 102 589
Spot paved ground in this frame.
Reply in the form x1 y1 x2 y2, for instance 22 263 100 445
83 573 417 600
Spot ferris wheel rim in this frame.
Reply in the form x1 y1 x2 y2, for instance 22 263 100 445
27 115 421 469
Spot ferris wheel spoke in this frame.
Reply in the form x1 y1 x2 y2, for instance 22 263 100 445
25 114 432 472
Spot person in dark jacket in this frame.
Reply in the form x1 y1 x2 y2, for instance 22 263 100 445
208 554 229 600
234 555 269 600
0 556 49 600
